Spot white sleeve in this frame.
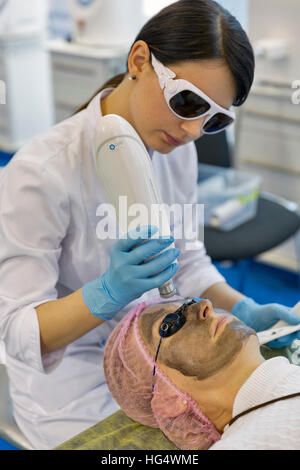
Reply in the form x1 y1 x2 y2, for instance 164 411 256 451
172 143 225 298
0 159 70 373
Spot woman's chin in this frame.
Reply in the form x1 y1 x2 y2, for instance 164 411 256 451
151 140 175 155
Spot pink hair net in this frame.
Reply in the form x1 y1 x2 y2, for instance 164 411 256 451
104 300 221 450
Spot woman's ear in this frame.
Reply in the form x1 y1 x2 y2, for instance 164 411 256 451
127 40 151 79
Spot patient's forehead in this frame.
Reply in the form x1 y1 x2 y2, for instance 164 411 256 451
142 301 184 315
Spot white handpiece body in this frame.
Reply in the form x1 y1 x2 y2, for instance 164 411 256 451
94 114 177 298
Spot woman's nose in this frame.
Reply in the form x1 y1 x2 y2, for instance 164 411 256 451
193 298 213 321
180 116 206 140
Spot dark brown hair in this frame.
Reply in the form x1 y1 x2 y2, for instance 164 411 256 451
75 0 254 114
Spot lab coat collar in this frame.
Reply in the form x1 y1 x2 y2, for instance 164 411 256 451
86 87 115 123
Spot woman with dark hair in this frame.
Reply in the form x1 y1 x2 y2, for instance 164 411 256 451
0 0 298 450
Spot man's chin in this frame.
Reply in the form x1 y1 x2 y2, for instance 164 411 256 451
243 329 260 348
227 318 256 342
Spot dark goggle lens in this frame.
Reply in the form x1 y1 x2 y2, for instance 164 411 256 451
203 113 234 134
169 90 210 118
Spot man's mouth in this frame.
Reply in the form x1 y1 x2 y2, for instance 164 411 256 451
213 315 230 337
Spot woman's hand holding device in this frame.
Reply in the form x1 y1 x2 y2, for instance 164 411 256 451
82 225 180 320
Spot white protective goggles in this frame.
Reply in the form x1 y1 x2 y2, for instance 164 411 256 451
151 53 235 135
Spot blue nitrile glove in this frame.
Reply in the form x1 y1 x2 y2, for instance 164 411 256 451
232 297 300 349
82 225 180 320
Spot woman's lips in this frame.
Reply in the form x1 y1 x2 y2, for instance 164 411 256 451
164 132 183 147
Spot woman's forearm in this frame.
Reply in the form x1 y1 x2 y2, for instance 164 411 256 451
201 282 245 312
35 289 104 355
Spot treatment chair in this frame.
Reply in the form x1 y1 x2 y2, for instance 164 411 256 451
195 133 300 292
0 362 34 450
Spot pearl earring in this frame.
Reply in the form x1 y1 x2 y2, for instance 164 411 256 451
129 75 137 81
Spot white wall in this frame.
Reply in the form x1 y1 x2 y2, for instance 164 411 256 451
47 1 250 40
249 0 300 83
217 0 249 30
47 0 174 38
48 0 72 39
143 0 249 29
143 0 175 17
0 0 48 36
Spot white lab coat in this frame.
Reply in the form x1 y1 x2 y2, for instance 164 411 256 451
0 89 225 449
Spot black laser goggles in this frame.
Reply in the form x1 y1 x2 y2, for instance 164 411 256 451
159 299 197 338
152 299 201 392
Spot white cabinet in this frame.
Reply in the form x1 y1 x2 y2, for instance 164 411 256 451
0 33 54 152
235 84 300 201
47 40 128 123
235 83 300 272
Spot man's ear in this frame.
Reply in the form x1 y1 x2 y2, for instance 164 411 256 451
151 390 188 418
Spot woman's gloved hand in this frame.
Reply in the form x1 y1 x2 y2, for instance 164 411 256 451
82 225 180 320
232 297 300 348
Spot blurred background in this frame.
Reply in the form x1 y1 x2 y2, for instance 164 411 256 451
0 0 299 301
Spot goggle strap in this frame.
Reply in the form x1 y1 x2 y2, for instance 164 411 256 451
151 53 176 89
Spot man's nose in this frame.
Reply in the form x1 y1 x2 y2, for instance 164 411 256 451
190 299 213 321
179 116 206 140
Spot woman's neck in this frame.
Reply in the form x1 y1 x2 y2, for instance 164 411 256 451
101 77 132 124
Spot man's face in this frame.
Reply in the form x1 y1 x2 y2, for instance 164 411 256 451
139 299 256 380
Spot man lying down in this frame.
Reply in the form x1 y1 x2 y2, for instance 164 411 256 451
103 296 300 450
